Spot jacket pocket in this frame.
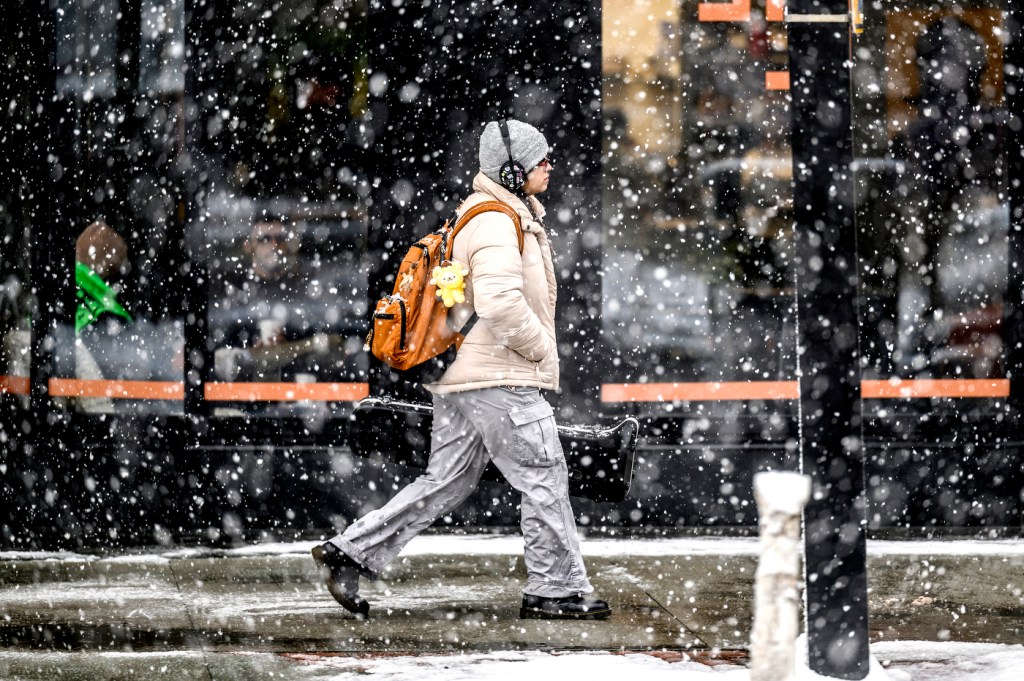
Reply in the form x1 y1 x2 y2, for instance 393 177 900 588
508 400 559 467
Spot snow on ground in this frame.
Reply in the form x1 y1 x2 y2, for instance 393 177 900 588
231 642 1024 681
264 649 749 680
872 641 1024 681
4 644 1019 680
3 535 1022 679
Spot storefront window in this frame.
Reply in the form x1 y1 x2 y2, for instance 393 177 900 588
0 185 31 407
49 0 186 414
54 0 118 99
856 3 1008 385
139 0 185 96
602 2 794 406
0 15 32 404
602 1 1009 408
195 0 370 415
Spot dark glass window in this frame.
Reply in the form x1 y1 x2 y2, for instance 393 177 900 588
0 148 31 408
856 5 1008 385
50 0 187 414
194 0 370 415
601 1 1009 409
602 4 794 409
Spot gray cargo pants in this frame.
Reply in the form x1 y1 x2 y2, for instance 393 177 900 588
329 386 593 598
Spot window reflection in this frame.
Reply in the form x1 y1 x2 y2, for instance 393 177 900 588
602 1 1009 399
197 1 370 414
869 5 1007 380
139 0 185 96
205 203 368 394
54 0 118 98
203 0 368 202
1 57 31 402
0 225 30 406
54 221 185 414
602 3 794 387
51 0 187 414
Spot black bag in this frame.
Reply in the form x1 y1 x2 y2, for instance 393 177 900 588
350 397 639 503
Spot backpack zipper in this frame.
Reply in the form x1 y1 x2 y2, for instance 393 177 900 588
371 296 407 350
396 297 407 349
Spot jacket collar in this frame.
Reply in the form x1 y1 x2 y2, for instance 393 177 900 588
471 172 546 233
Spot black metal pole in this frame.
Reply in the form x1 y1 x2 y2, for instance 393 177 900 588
182 0 234 420
182 0 214 419
787 2 870 679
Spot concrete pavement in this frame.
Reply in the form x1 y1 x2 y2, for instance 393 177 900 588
0 535 1021 679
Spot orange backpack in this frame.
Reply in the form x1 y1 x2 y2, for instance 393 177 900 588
367 200 524 382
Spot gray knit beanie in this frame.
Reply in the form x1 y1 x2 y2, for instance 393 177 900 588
478 120 548 185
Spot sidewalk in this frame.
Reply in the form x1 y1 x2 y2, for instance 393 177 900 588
1 535 1022 679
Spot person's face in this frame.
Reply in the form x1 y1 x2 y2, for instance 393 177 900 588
247 221 294 279
522 156 553 196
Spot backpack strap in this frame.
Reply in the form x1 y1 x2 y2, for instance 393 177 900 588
446 200 525 260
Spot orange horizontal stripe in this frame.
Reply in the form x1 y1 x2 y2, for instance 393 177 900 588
602 381 800 402
49 378 183 400
33 378 1014 403
205 381 370 402
603 379 1011 402
765 71 790 91
698 0 750 22
1 375 30 395
45 379 371 402
861 379 1010 399
766 0 785 22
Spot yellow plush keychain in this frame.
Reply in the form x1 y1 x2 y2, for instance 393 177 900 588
430 261 469 308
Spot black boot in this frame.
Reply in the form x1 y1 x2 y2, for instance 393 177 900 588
311 542 371 618
520 593 612 620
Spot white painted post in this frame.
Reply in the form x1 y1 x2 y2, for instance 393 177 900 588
750 471 812 681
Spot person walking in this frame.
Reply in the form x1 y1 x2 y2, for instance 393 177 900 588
312 118 609 621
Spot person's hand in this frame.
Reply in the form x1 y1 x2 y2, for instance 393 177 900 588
253 330 284 348
256 320 285 347
214 347 255 381
310 333 345 355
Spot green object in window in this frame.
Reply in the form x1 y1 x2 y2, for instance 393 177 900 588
75 262 132 333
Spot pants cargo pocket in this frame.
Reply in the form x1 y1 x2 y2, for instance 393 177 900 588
508 400 560 467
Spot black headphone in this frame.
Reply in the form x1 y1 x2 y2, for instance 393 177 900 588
497 119 527 192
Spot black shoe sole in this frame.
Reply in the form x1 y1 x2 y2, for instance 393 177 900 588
519 606 612 620
311 545 370 619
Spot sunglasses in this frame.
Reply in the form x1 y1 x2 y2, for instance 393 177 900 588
533 156 554 171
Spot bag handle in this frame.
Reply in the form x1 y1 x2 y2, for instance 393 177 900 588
445 200 524 260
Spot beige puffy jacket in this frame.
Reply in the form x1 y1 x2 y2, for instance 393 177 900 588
425 172 559 394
